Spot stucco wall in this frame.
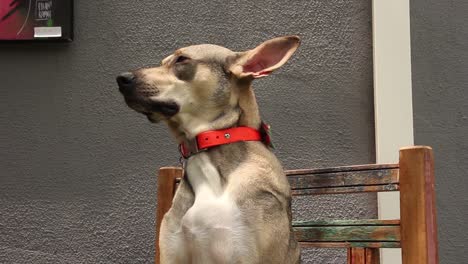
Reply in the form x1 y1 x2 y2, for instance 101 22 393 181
410 1 468 263
0 1 375 263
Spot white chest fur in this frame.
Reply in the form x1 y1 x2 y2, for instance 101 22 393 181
184 153 240 229
186 153 223 198
174 153 251 263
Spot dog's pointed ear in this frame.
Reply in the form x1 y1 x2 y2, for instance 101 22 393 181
229 35 300 79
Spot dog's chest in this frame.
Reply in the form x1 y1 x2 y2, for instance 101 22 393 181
179 153 247 245
186 153 224 198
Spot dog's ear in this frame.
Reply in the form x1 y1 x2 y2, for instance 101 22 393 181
229 35 300 79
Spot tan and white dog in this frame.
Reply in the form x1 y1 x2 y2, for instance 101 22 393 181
117 36 301 264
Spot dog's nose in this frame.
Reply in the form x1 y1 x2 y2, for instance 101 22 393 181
117 72 136 95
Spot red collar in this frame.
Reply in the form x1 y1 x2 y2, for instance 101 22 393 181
179 126 270 159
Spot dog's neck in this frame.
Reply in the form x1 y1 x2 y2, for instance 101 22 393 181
166 85 261 144
237 86 261 129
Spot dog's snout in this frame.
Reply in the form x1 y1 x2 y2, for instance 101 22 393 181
117 72 136 94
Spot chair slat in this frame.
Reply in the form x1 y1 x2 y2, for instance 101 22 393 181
293 219 400 244
286 164 398 175
300 241 401 248
291 184 399 195
286 164 399 195
293 219 400 227
294 225 400 243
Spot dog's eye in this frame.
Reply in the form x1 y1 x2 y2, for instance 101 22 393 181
175 56 190 64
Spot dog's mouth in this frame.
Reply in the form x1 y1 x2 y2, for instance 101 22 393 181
117 72 180 119
124 96 180 118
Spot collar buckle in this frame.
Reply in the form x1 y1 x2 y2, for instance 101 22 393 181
179 138 206 159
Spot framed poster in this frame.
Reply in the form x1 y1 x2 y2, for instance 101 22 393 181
0 0 73 41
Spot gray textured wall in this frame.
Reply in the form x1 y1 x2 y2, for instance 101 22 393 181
0 1 375 263
410 1 468 263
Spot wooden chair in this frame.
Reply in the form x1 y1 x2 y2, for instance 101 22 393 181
154 146 438 264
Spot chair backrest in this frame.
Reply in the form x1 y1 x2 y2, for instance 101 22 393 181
154 146 438 264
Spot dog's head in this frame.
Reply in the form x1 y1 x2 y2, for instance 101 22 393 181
117 36 300 139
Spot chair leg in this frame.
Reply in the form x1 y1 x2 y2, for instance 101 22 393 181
365 248 380 264
155 167 183 264
348 248 380 264
399 146 439 264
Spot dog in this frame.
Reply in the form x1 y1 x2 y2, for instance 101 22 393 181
117 36 301 264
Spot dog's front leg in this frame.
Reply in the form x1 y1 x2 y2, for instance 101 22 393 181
159 179 195 264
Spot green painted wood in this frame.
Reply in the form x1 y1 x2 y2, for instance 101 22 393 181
293 219 400 227
287 167 399 191
346 242 400 248
293 225 400 243
300 241 401 248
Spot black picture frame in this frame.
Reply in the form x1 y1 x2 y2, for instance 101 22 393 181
0 0 73 42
